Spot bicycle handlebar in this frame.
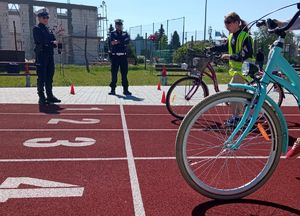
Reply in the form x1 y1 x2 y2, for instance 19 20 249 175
187 48 221 59
268 8 300 34
257 4 300 35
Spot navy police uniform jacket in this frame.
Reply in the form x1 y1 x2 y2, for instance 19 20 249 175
110 30 130 54
33 23 57 55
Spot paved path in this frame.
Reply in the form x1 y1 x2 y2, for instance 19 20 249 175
0 85 298 106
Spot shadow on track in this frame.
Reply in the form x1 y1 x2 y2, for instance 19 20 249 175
39 104 64 114
192 199 300 216
115 94 144 102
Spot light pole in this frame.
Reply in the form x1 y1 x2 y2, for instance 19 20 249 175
100 1 107 40
102 1 108 36
203 0 207 41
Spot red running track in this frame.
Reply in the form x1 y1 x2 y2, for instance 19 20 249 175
0 104 299 216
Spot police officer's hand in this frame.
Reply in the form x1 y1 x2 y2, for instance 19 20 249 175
111 40 120 45
221 54 231 60
52 40 58 45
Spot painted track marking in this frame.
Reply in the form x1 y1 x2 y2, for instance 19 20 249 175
120 104 145 216
0 156 298 162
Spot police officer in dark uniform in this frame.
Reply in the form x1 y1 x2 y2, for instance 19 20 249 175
33 8 61 104
109 19 132 95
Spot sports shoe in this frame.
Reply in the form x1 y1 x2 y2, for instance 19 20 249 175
286 138 300 159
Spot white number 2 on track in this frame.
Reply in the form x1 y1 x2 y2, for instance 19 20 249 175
23 137 96 148
47 118 100 124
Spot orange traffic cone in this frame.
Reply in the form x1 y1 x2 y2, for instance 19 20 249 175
161 91 166 104
157 81 161 90
70 83 75 95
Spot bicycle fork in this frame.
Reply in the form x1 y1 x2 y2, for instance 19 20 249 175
184 80 201 100
224 84 267 150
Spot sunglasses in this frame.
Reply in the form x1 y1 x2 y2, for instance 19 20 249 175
42 16 49 20
225 20 233 25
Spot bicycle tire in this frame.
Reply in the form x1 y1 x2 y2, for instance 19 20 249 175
249 81 284 107
166 76 209 120
176 91 282 200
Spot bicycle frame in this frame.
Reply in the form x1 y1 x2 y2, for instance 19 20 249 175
186 61 220 99
204 63 220 92
226 37 300 154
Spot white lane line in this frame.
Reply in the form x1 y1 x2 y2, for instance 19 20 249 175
0 158 127 162
0 113 120 116
0 129 124 132
0 156 298 162
65 107 104 111
0 128 300 132
0 113 169 116
2 112 300 117
120 104 145 216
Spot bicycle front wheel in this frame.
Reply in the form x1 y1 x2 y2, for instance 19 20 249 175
176 91 282 200
166 76 209 120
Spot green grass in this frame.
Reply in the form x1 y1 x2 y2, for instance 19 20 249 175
0 64 232 87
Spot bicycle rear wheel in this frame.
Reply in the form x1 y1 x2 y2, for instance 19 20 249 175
176 91 282 200
249 81 284 107
166 76 209 120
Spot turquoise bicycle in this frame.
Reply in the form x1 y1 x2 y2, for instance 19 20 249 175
176 4 300 200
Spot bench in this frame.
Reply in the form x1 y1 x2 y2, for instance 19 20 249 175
154 64 189 85
154 64 188 75
0 62 37 87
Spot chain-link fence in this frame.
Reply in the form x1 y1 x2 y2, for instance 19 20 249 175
127 18 209 64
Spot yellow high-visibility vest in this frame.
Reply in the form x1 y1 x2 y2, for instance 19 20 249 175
228 31 255 76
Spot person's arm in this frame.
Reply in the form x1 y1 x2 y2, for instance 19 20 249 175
33 27 43 46
51 33 57 48
110 32 119 46
230 36 253 62
210 41 228 53
124 33 130 45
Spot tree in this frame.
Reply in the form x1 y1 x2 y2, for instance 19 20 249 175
127 43 137 64
109 24 114 33
135 34 144 40
254 28 298 63
158 24 165 40
104 24 115 56
173 41 212 63
169 31 181 50
159 35 168 50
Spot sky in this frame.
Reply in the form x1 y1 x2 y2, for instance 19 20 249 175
41 0 299 39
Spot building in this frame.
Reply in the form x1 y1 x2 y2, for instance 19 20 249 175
0 0 102 64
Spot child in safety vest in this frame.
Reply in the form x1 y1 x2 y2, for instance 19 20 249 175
208 12 254 127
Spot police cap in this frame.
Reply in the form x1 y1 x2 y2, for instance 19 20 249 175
36 8 49 17
114 19 124 25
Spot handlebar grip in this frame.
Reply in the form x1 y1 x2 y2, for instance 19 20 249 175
267 19 278 29
256 20 266 27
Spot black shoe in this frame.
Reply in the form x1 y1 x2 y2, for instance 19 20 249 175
108 90 116 95
224 115 241 128
123 90 132 96
38 97 48 105
47 96 61 103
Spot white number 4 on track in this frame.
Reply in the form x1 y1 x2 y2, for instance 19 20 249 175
0 177 84 202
